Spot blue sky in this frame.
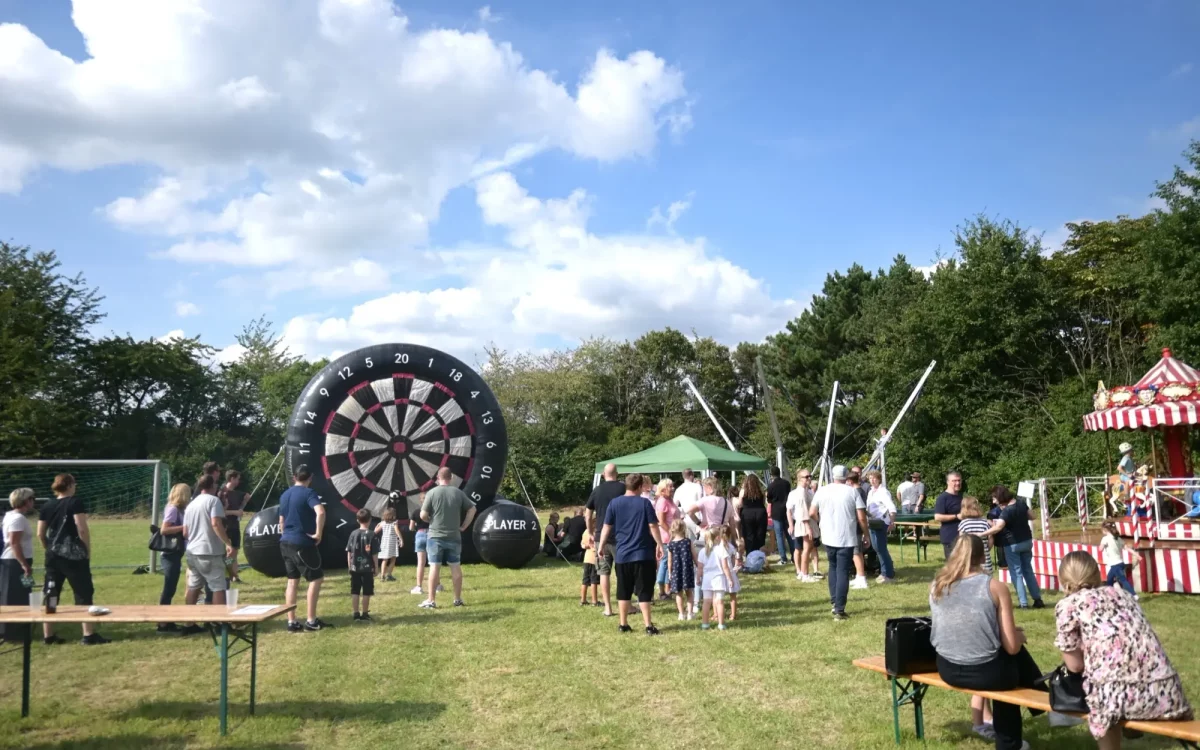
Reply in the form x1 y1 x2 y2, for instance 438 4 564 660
0 0 1196 363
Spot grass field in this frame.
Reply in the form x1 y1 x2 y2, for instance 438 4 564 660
2 519 1197 749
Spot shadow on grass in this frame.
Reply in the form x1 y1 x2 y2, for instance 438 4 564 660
378 607 516 625
26 737 304 750
117 699 446 723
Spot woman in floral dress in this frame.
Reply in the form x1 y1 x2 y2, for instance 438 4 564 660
1055 551 1192 748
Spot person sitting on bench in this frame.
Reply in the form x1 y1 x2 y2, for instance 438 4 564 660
930 534 1048 750
1055 551 1193 749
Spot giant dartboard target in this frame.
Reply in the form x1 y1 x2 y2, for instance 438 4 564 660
284 343 508 567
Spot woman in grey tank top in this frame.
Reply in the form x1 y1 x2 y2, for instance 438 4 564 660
929 535 1047 750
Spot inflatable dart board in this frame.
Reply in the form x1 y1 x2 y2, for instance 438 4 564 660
282 343 507 570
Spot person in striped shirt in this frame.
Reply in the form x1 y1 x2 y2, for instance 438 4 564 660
957 497 993 574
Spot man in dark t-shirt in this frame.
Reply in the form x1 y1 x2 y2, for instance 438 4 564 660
562 508 588 561
932 471 964 559
596 473 664 635
585 463 626 616
277 465 327 632
767 467 793 566
219 470 247 582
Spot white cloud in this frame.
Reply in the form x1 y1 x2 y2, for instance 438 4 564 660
1152 115 1200 142
478 6 500 24
915 259 949 278
280 173 801 361
156 329 186 343
1169 62 1194 79
175 300 201 317
213 343 248 365
1 0 689 273
647 191 694 233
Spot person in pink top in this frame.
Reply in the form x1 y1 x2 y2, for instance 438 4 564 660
654 479 678 601
689 477 741 546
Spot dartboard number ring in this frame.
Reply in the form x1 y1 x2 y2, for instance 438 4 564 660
285 343 508 519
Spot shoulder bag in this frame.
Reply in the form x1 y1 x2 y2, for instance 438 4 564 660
1036 664 1088 714
148 524 183 554
49 503 89 561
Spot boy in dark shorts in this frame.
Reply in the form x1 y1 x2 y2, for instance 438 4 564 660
579 541 600 606
346 508 375 622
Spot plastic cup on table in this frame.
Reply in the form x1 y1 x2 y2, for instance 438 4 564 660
226 589 239 608
29 592 43 610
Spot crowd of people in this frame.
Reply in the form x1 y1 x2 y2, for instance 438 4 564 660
3 458 1196 747
0 460 479 644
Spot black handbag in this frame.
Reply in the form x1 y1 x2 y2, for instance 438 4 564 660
48 506 88 561
1037 664 1088 714
885 616 938 676
148 524 183 554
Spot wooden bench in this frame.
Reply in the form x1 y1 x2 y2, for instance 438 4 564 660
854 655 1200 748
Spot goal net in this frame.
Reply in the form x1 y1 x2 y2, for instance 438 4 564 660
0 460 169 570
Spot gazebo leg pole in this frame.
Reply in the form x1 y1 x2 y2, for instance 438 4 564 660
1103 431 1114 519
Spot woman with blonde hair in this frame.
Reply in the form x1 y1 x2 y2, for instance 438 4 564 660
156 483 191 633
1055 551 1192 748
1 488 37 643
930 534 1046 750
653 478 678 601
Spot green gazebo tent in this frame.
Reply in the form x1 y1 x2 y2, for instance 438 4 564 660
594 435 767 475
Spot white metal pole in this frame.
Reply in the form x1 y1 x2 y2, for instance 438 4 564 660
682 377 737 452
150 461 161 573
865 360 938 471
819 381 839 485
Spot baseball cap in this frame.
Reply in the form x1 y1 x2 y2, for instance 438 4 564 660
832 465 848 480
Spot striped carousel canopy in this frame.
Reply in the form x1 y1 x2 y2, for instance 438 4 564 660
1084 348 1200 432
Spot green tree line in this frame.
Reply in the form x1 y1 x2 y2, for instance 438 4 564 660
3 143 1198 506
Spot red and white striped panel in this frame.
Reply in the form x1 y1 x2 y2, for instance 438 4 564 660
1115 519 1200 540
1083 401 1200 431
1135 350 1200 389
1022 542 1151 592
1152 549 1200 594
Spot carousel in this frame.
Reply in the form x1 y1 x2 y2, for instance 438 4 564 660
1008 348 1200 595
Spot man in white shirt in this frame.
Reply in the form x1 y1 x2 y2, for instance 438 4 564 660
896 472 926 514
809 465 868 622
181 475 234 635
674 469 703 513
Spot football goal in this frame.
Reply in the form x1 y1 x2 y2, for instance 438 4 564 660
0 459 168 571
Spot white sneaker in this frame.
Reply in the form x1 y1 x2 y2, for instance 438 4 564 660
850 577 869 590
1049 711 1084 728
875 575 888 584
418 599 436 609
410 586 423 595
678 613 685 621
877 577 896 585
717 624 727 631
686 611 694 621
800 574 817 583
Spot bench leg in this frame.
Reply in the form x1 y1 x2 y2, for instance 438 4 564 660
890 676 927 745
1177 742 1199 749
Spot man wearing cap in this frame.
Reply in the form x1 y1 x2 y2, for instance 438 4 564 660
278 465 327 632
809 465 869 622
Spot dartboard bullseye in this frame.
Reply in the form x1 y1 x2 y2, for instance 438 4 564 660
278 343 508 570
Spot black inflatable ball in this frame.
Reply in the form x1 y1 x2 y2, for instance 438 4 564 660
472 498 541 569
243 505 286 579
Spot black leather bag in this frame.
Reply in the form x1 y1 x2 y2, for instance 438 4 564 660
1037 664 1088 714
885 616 938 676
148 524 183 554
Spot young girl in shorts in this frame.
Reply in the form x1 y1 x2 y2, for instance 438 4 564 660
724 524 742 622
666 520 696 621
375 507 403 581
697 525 734 630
